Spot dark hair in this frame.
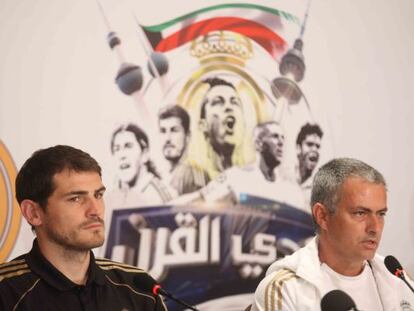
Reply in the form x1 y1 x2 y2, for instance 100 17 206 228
200 77 236 119
110 123 149 154
310 157 386 232
15 145 101 208
296 123 323 146
158 105 190 134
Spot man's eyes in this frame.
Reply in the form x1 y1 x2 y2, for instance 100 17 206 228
95 191 105 199
353 210 387 217
211 98 224 105
378 211 387 217
306 142 320 148
68 196 82 203
354 211 366 216
231 98 241 106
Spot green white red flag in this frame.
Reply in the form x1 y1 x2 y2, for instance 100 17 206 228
141 3 301 60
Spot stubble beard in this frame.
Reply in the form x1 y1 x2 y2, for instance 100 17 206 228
44 223 105 252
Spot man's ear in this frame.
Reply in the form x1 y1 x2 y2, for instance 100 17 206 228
140 148 150 164
20 199 44 227
254 138 263 153
312 202 330 231
198 118 207 134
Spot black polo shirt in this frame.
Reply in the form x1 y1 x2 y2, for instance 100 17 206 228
0 240 167 311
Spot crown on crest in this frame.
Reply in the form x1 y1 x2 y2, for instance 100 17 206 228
190 31 253 63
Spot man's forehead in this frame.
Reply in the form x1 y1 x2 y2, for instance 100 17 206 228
338 177 387 203
52 169 103 191
265 123 283 134
159 116 183 128
114 131 136 143
304 133 321 141
207 84 237 96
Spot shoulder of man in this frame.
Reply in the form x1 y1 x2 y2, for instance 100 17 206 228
252 238 320 310
95 258 168 310
253 268 301 311
0 254 36 285
146 177 175 203
0 255 41 309
95 257 148 284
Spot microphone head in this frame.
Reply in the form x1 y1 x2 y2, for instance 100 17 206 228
384 255 403 277
133 273 158 293
321 289 357 311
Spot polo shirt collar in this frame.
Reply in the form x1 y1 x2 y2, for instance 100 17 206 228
26 239 106 291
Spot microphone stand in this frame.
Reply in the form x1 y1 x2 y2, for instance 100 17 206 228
399 270 414 294
158 288 199 311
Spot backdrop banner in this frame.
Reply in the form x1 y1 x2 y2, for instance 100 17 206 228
105 201 313 310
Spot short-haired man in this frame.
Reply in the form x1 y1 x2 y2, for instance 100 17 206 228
198 77 246 176
296 123 323 185
0 145 166 311
254 121 285 182
251 158 414 310
158 105 209 195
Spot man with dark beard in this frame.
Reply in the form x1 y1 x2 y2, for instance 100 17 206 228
296 123 323 185
158 104 209 195
198 77 245 176
0 145 166 311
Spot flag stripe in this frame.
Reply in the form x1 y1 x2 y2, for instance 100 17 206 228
154 17 286 59
143 3 299 32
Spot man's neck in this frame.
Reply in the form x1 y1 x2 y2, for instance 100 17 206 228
210 144 234 171
299 163 312 184
168 157 182 173
259 157 279 182
318 237 365 276
37 238 91 285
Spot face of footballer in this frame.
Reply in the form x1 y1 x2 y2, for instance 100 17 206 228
112 131 145 186
200 84 244 150
259 123 285 165
298 134 322 172
37 169 106 252
159 116 188 164
317 177 387 275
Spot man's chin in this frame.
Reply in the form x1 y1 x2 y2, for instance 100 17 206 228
119 173 136 185
223 135 241 146
80 239 105 251
361 249 377 261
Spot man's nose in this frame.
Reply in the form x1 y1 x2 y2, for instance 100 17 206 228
86 197 103 217
367 214 382 234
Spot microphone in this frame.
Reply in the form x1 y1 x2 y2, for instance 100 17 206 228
384 255 414 294
133 274 199 311
320 289 360 311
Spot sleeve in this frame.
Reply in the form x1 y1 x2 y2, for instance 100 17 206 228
252 269 298 311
